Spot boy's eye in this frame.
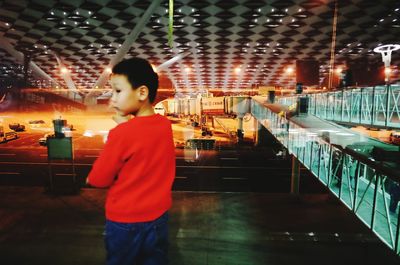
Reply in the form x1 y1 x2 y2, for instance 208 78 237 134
115 89 121 93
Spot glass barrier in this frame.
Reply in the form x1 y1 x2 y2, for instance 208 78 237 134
342 89 352 122
350 88 361 123
360 87 373 124
388 86 400 128
277 85 400 129
251 99 400 253
354 162 375 228
374 86 388 126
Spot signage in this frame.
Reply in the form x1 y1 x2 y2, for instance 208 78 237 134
201 97 224 115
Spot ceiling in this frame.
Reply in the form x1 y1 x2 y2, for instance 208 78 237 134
0 0 399 94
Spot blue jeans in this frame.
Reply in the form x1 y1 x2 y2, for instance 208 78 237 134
105 212 169 265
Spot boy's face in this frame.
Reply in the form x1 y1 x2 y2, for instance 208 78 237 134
109 74 142 116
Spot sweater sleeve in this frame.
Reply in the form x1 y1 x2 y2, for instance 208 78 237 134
87 129 125 188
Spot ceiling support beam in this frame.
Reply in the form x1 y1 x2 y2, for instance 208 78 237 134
53 52 78 92
86 0 162 105
0 35 57 85
156 51 191 71
157 51 191 92
328 0 339 90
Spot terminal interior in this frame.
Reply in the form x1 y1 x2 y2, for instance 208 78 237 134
0 0 400 264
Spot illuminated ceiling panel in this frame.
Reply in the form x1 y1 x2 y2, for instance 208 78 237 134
0 0 399 92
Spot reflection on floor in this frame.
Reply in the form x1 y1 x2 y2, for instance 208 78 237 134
0 187 399 265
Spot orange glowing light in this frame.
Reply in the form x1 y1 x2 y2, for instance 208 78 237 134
335 67 343 74
60 67 68 74
384 67 392 75
234 67 241 74
285 67 294 74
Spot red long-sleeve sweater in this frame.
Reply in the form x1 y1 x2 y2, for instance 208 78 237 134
88 114 176 222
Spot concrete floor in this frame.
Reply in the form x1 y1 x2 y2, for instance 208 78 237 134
0 187 399 265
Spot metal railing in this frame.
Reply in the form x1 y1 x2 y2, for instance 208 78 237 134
278 85 400 129
251 99 400 254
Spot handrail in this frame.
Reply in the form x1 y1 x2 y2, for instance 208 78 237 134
251 98 400 254
277 85 400 129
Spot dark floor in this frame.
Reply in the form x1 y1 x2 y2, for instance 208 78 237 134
0 187 399 265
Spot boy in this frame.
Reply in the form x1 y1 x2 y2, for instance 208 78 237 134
87 57 176 265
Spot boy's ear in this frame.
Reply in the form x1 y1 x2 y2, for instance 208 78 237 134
137 85 149 101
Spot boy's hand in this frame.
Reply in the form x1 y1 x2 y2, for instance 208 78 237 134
112 113 131 124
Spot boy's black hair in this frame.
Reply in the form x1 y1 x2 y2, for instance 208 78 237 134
112 57 158 103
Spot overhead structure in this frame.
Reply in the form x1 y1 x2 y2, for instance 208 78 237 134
155 51 191 72
52 52 78 92
328 0 339 90
374 44 400 83
0 1 398 93
0 35 57 86
374 44 400 67
85 0 163 105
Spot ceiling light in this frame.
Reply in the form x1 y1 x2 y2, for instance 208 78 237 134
269 10 287 18
265 21 280 28
285 67 294 74
294 11 307 18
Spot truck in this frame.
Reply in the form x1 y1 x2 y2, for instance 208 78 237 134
0 125 18 143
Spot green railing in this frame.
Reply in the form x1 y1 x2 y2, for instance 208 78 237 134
251 99 400 254
278 85 400 129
